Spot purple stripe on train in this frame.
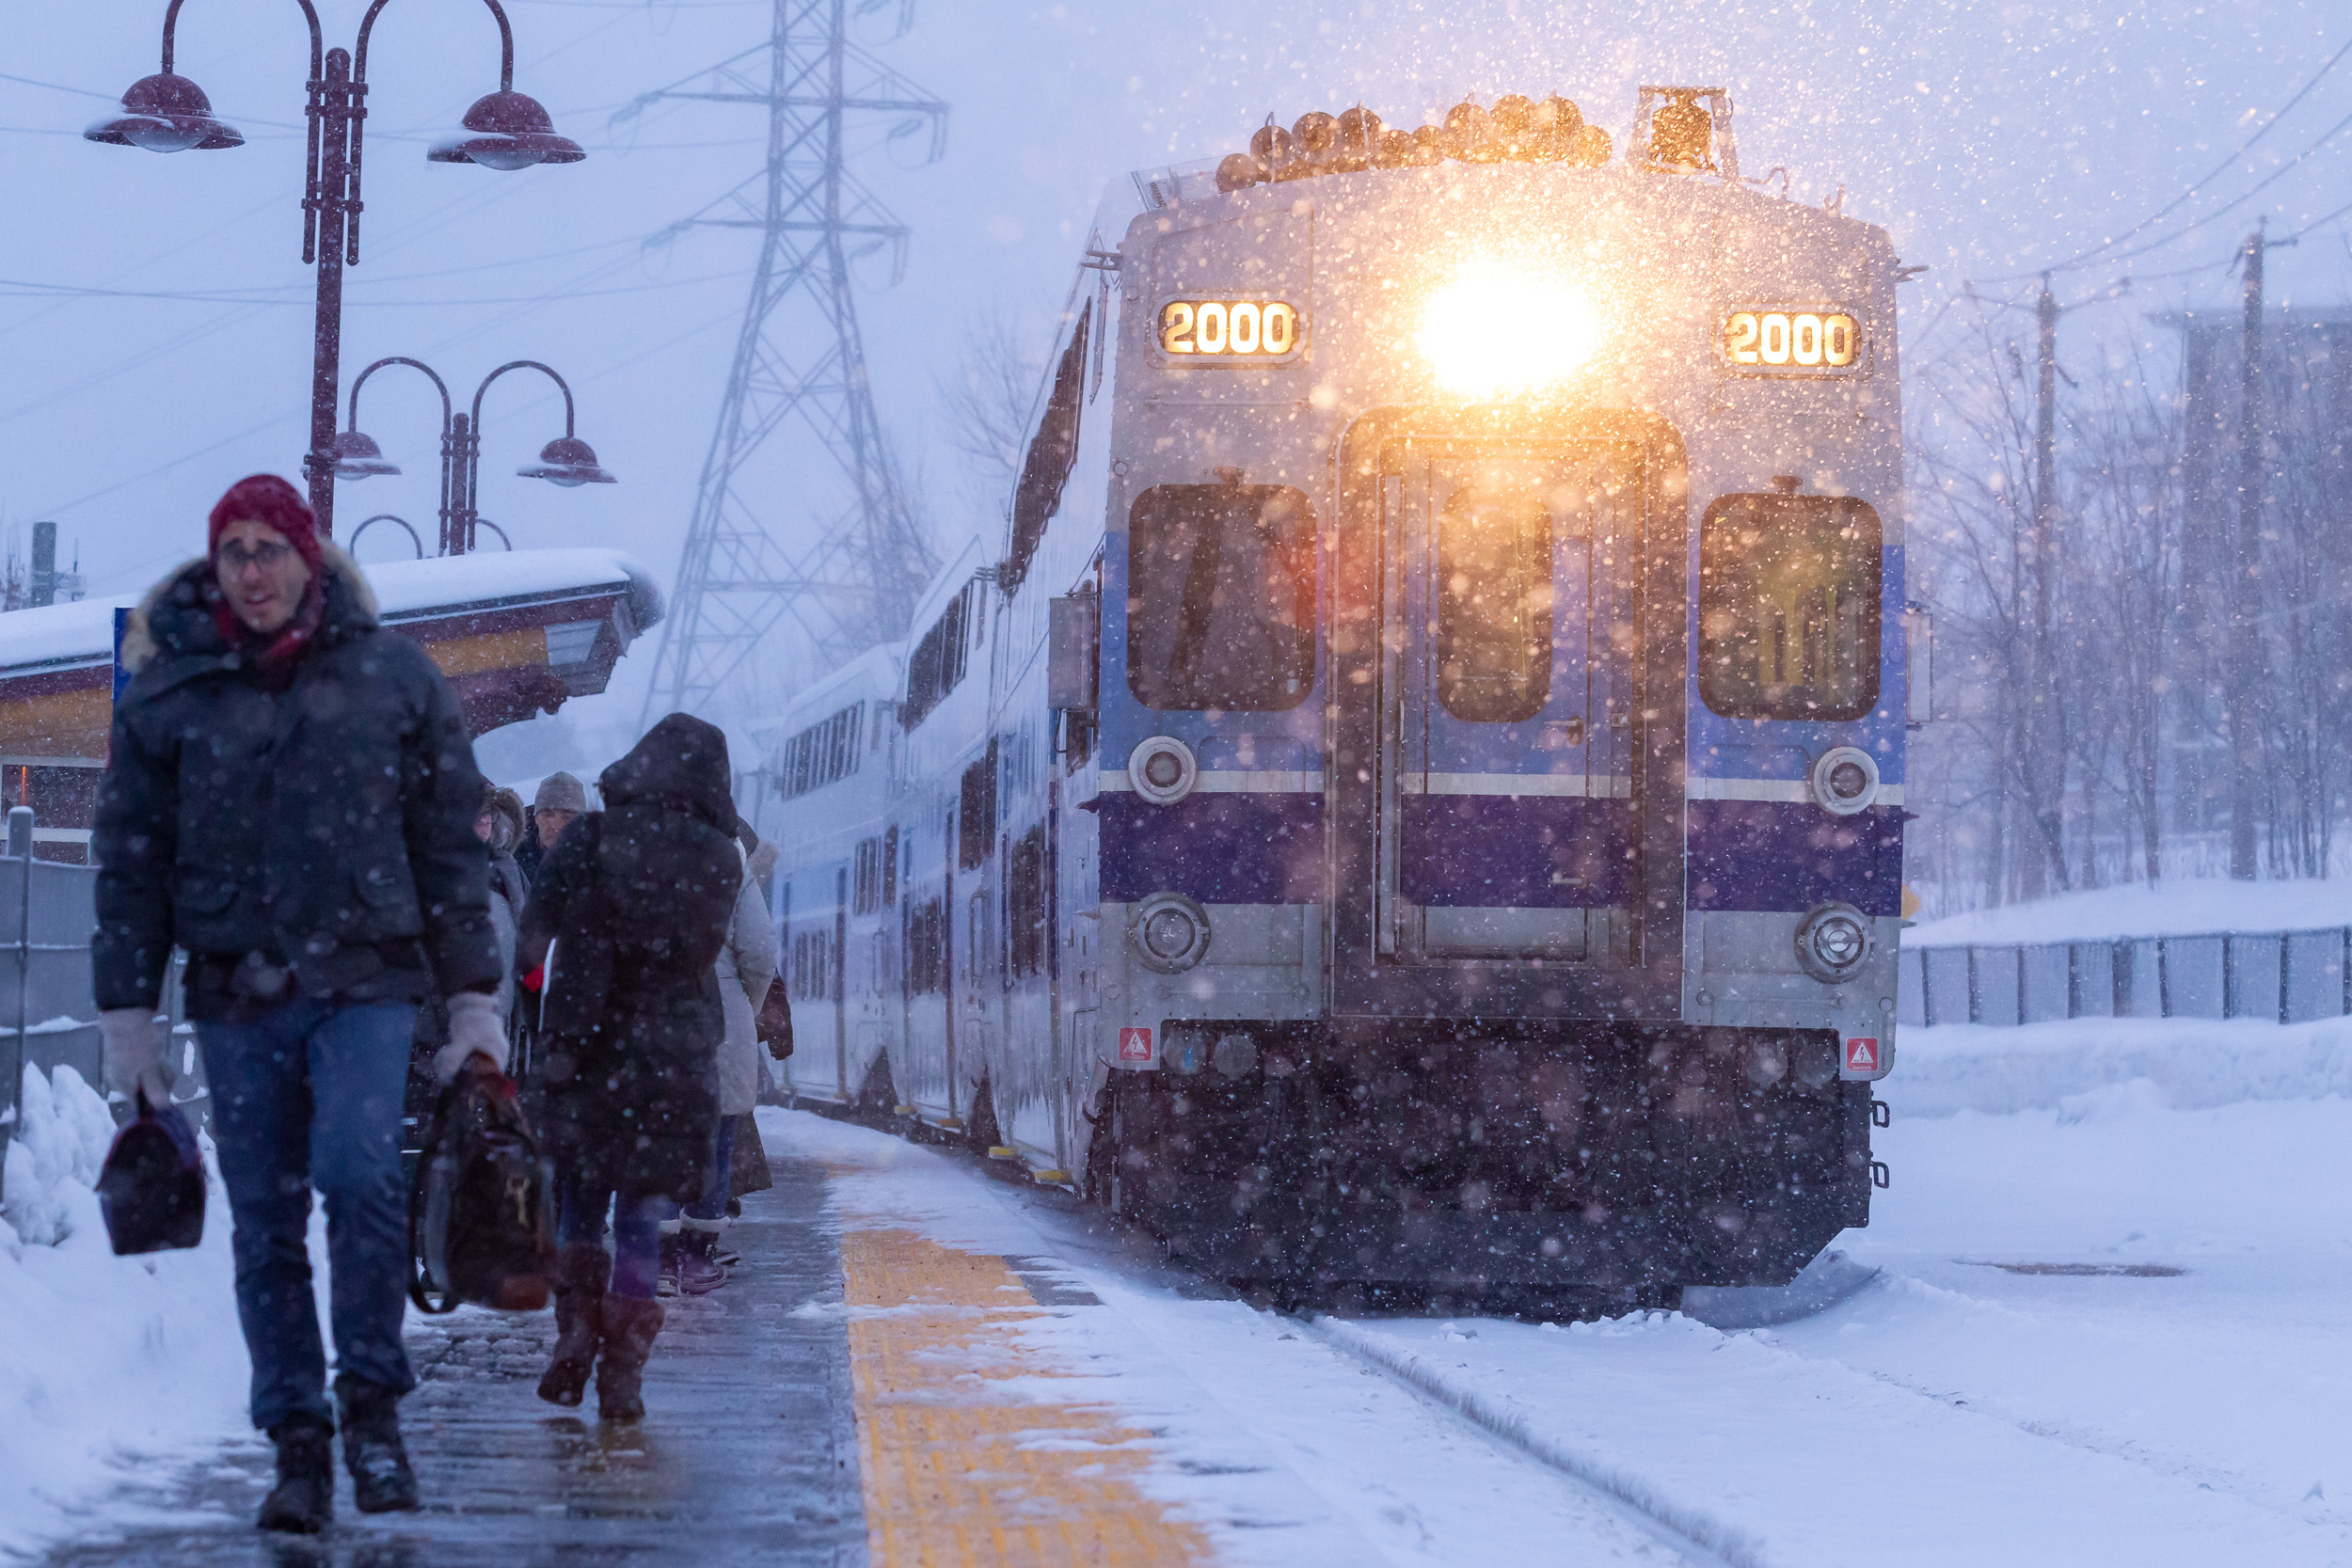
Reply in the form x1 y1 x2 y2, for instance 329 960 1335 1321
1686 800 1903 916
1097 793 1322 904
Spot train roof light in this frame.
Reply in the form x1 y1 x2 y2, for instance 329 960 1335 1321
1209 93 1608 188
1417 254 1605 397
1632 87 1740 181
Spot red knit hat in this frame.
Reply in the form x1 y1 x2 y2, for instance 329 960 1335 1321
207 475 323 571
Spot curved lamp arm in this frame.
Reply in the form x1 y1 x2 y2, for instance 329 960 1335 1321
162 0 324 79
471 359 575 437
349 514 425 559
348 355 452 434
356 0 514 89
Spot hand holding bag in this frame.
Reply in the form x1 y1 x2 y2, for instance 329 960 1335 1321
755 975 793 1060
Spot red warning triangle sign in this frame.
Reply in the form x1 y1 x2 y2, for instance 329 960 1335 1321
1844 1037 1881 1073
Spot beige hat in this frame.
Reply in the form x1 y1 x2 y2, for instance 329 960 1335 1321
533 771 588 814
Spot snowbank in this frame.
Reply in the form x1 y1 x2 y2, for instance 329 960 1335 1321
0 1067 248 1558
1885 1015 2352 1118
1906 877 2352 946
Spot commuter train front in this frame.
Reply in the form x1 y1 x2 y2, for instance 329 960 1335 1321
766 88 1913 1304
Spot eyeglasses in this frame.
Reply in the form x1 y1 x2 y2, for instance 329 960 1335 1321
218 541 296 574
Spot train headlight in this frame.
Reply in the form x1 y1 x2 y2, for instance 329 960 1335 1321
1131 891 1213 973
1810 746 1880 816
1128 736 1199 804
1417 255 1604 397
1794 902 1872 984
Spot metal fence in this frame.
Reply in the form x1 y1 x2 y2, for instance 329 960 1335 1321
0 806 103 1143
1898 928 2352 1027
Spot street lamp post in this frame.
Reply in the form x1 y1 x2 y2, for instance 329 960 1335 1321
335 356 615 555
87 0 585 538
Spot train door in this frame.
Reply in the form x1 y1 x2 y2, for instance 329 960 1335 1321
1331 413 1686 1019
955 745 999 1126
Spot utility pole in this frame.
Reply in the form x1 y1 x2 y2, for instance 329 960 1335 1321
635 0 946 726
2227 225 2267 879
2026 273 2066 895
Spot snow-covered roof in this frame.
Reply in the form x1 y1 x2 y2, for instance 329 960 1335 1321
0 546 660 676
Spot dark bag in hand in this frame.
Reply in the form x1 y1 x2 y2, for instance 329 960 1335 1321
97 1092 206 1255
755 975 793 1059
410 1059 555 1313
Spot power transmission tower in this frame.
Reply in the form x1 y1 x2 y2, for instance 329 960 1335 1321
634 0 946 723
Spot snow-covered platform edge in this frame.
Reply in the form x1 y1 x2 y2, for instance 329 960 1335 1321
1889 1016 2352 1118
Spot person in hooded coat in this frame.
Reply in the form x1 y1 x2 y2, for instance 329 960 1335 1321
661 832 777 1295
516 713 741 1421
90 475 505 1534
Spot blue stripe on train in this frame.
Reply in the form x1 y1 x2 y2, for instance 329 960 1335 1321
1402 796 1632 908
1686 800 1903 916
1098 793 1323 904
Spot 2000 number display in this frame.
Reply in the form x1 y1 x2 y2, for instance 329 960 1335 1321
1161 299 1302 359
1722 309 1861 372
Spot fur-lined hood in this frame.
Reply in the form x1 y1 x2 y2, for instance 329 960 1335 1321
119 541 379 674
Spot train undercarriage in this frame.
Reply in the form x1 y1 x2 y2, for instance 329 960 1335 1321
1083 1022 1877 1305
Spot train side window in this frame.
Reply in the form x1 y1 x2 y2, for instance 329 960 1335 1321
1003 299 1090 593
1699 494 1883 721
1127 484 1315 711
1435 473 1554 722
1007 824 1046 978
882 826 898 906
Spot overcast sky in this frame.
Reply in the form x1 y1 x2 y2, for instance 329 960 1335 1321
3 0 2346 770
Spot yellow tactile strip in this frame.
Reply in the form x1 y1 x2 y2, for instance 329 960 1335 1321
840 1225 1214 1567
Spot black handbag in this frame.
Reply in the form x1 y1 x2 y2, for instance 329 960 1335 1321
97 1092 206 1255
409 1059 555 1313
755 975 793 1059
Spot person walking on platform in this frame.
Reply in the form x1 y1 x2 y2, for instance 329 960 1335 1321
521 715 740 1421
661 827 776 1295
90 475 507 1534
517 770 585 889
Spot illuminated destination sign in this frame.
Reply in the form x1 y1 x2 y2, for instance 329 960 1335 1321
1721 308 1863 374
1159 298 1303 360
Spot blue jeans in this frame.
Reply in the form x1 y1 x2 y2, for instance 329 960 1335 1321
196 999 417 1432
554 1175 670 1300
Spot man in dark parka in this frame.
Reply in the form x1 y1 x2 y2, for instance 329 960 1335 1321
90 475 507 1533
517 712 741 1421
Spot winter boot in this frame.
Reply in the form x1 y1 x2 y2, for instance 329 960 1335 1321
335 1376 421 1514
655 1231 682 1299
676 1229 728 1295
537 1243 612 1407
596 1294 665 1422
257 1413 335 1534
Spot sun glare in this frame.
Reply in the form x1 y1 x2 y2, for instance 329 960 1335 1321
1416 255 1605 397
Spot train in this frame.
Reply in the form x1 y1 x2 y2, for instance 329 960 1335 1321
756 86 1917 1308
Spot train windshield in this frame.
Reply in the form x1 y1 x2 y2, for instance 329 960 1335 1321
1126 484 1315 710
1698 493 1883 720
1434 462 1561 722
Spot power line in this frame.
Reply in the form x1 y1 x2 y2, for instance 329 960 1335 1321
1978 29 2352 283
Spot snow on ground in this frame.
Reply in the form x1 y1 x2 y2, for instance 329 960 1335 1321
6 1030 2346 1565
785 1105 1707 1565
1889 1016 2352 1117
1906 877 2352 947
0 1068 250 1560
1328 1088 2352 1566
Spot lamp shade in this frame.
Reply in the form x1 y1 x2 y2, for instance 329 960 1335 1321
517 436 615 487
427 91 584 171
85 72 243 153
330 430 401 481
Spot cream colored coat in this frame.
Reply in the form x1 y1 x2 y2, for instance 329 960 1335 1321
713 849 778 1116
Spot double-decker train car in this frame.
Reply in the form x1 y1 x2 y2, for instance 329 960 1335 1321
769 87 1915 1303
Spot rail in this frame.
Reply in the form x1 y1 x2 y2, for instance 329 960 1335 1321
1898 927 2352 1028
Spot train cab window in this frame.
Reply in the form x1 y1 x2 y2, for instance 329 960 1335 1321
1699 494 1883 721
1127 484 1315 711
1435 474 1555 723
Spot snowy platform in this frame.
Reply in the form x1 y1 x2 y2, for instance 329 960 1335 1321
8 1082 2348 1566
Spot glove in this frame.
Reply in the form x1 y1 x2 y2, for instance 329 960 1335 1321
433 990 511 1084
99 1007 176 1111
